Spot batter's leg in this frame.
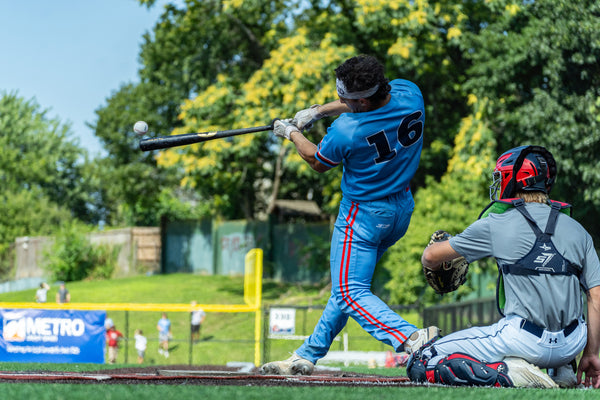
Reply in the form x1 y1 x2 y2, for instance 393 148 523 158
295 295 349 363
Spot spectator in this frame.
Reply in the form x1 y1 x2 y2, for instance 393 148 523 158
157 312 171 358
55 282 70 304
35 282 50 303
134 329 147 364
105 318 123 364
190 301 206 343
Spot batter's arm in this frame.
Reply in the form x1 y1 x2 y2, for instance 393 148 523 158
289 130 331 173
421 240 462 270
316 100 351 118
577 285 600 388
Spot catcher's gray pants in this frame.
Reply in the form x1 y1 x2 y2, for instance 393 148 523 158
424 314 586 369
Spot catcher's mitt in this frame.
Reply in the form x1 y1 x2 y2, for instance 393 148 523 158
423 230 469 295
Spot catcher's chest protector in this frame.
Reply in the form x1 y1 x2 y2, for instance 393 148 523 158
479 199 580 315
497 199 581 278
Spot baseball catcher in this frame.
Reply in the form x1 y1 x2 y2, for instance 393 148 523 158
408 145 600 389
423 230 469 294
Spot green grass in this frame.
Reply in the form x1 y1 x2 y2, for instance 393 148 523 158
0 381 594 400
0 275 594 398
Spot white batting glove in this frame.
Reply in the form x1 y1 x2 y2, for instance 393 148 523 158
293 104 324 130
273 119 300 140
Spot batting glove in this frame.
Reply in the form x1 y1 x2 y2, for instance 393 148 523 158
273 119 300 140
293 104 324 130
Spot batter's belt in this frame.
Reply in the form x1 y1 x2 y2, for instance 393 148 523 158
520 318 579 338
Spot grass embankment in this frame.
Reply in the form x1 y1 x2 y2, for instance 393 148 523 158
0 274 419 365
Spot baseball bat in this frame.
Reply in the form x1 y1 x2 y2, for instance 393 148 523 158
139 119 276 151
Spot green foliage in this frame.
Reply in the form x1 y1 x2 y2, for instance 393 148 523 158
383 97 497 305
93 0 293 223
0 92 92 276
462 0 600 238
44 223 117 282
0 92 97 223
90 82 189 226
156 31 355 218
4 0 592 308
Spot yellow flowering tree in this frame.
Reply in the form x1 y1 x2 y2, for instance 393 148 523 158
157 29 356 218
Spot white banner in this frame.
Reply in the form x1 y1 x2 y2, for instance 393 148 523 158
269 308 296 335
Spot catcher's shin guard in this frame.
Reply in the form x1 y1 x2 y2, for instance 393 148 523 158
434 353 513 387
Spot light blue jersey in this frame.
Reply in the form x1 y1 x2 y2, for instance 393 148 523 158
315 79 424 201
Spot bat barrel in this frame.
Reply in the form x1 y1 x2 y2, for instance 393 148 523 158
139 124 273 151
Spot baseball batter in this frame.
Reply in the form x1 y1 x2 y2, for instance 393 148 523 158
260 55 436 376
409 146 600 388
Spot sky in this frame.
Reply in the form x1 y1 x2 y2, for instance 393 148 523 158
0 0 176 157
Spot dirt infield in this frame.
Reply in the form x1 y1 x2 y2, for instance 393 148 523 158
0 365 414 387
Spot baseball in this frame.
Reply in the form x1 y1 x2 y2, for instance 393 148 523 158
133 120 148 135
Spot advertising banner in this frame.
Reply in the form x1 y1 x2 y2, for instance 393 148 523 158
269 307 296 335
0 309 106 363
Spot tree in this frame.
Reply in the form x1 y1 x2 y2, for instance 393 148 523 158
462 0 600 238
383 96 497 305
0 92 95 222
153 0 503 219
90 82 193 226
0 92 87 276
384 0 600 305
92 0 292 224
156 30 355 219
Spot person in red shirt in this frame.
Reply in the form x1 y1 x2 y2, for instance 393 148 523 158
105 318 123 364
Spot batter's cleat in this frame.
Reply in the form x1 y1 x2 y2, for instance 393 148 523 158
504 357 558 388
259 353 314 376
548 360 578 388
404 326 440 355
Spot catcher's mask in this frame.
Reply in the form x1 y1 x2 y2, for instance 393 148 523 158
489 145 557 200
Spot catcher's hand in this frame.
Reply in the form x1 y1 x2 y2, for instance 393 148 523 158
423 230 469 295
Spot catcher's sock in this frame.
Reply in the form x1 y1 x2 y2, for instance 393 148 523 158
404 326 440 355
504 357 558 388
259 353 314 376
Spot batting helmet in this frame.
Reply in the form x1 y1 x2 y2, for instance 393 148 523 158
489 145 557 200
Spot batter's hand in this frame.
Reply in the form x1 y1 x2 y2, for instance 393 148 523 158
577 354 600 388
293 104 324 130
273 119 300 140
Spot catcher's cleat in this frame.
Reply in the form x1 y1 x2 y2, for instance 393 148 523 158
503 357 558 388
404 326 440 355
259 353 314 375
548 360 578 388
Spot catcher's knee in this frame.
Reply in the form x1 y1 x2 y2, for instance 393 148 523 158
408 352 512 388
434 353 512 387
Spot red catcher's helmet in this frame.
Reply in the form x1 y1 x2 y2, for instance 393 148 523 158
489 145 557 200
